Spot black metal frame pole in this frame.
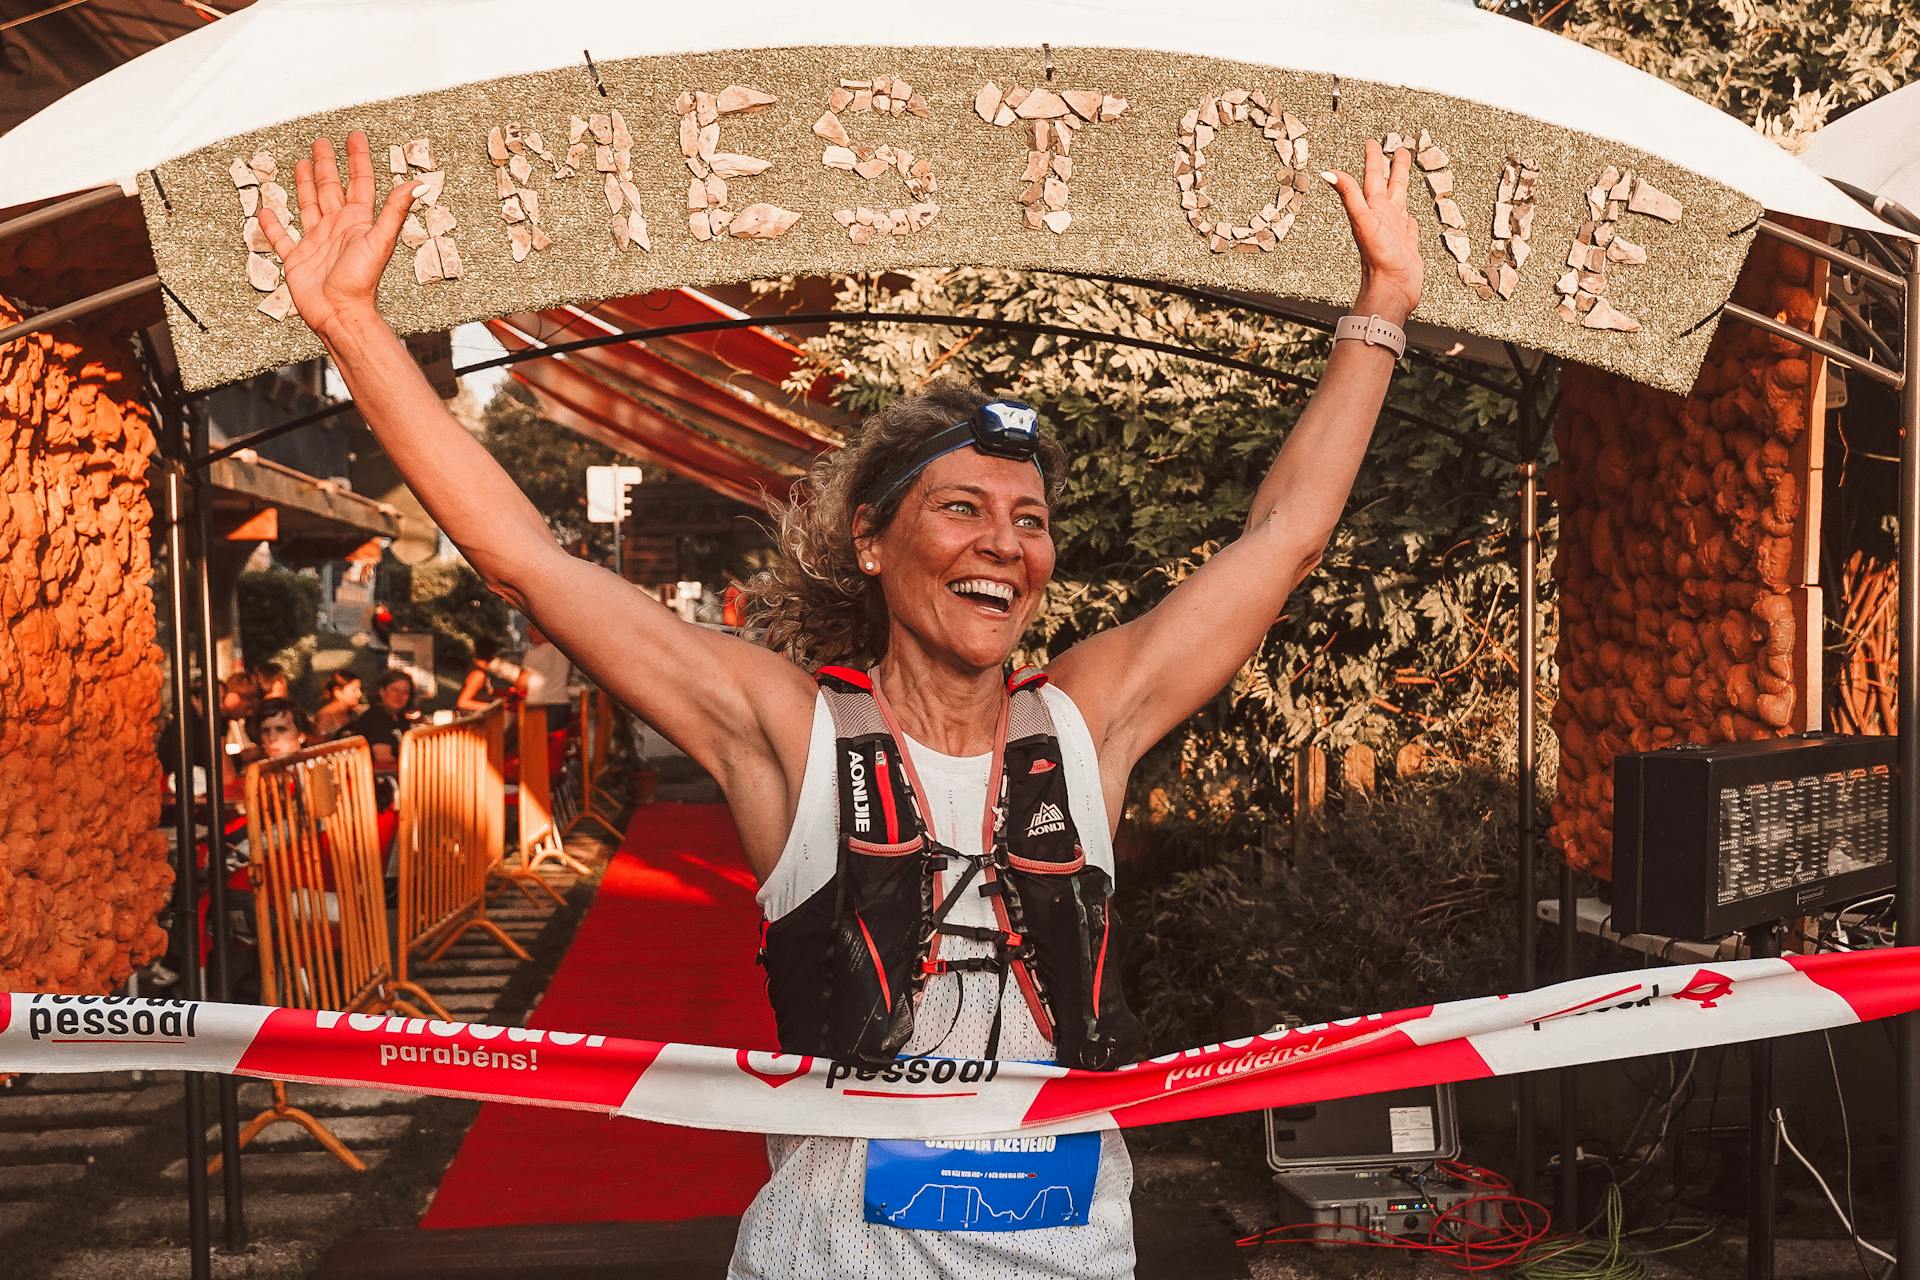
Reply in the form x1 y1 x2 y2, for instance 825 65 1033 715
1896 243 1920 1280
1748 922 1782 1280
182 392 248 1251
1516 449 1539 1206
159 457 214 1280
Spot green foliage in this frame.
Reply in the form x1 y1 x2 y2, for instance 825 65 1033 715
798 270 1553 836
477 380 628 563
1494 0 1918 141
236 568 322 668
1120 750 1522 1056
387 560 514 667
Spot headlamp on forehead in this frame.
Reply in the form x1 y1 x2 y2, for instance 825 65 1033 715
857 399 1044 513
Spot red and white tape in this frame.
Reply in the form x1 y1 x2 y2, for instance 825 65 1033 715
4 949 1915 1138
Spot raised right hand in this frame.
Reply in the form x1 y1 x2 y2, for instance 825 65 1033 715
256 130 416 340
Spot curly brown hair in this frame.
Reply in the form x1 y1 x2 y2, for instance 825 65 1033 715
740 378 1067 671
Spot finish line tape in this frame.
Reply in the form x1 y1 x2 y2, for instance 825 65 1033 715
3 949 1915 1139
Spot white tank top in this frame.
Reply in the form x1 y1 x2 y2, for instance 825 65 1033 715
729 681 1136 1280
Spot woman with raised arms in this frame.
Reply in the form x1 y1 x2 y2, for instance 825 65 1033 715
258 129 1421 1279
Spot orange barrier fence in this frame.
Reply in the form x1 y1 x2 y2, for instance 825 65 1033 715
229 736 450 1172
394 705 539 984
561 687 624 841
516 703 592 878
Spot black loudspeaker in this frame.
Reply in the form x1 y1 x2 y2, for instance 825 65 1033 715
1611 733 1895 940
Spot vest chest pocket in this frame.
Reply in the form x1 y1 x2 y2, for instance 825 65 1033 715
827 832 937 1065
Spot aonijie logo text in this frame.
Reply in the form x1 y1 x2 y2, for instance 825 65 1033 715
848 749 871 833
25 995 199 1042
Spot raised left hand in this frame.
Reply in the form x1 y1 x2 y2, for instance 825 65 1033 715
1322 138 1423 323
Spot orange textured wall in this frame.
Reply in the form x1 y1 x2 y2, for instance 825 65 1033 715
0 305 171 990
1547 229 1822 878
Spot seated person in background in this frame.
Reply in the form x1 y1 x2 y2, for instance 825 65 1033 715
519 623 574 732
220 670 263 756
455 637 515 715
247 698 311 761
312 671 364 739
353 671 418 806
252 661 290 701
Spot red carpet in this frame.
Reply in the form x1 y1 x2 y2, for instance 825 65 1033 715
422 802 777 1228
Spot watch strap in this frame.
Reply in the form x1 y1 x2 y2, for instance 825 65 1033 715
1333 312 1407 358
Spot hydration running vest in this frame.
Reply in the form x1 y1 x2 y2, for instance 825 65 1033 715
758 665 1145 1071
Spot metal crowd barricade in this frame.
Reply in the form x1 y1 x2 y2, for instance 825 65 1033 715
516 703 592 878
224 737 448 1173
561 686 624 841
393 704 541 980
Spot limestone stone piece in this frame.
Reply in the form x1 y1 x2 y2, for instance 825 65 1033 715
910 201 939 227
614 213 636 248
1005 84 1030 109
609 175 626 213
230 158 258 189
1607 237 1648 265
595 145 615 173
509 154 533 185
1436 197 1465 230
1383 131 1403 153
1425 167 1453 198
403 139 434 170
688 174 710 209
589 113 613 144
1015 88 1069 119
807 110 851 148
834 207 857 227
849 221 876 245
710 152 771 178
1581 297 1641 331
686 210 709 242
1627 178 1682 222
1051 153 1072 181
853 156 890 181
256 284 293 320
1100 95 1128 121
507 223 533 262
412 239 443 283
259 181 291 220
504 122 526 151
1417 145 1448 171
1491 261 1518 299
705 175 728 205
1511 238 1532 269
399 214 429 249
249 152 276 181
567 142 588 169
729 203 800 239
1457 261 1487 288
1043 177 1068 211
993 104 1016 127
500 195 527 224
607 110 632 152
628 210 651 251
389 145 408 175
434 237 462 279
242 217 270 253
1442 231 1471 262
1060 89 1103 121
526 130 549 158
695 92 717 125
907 92 930 117
495 166 516 198
410 171 445 206
716 85 775 115
1515 205 1535 240
569 116 590 144
618 179 644 212
822 146 858 170
851 88 872 112
1043 210 1072 233
873 92 892 113
1492 202 1512 240
1555 268 1578 295
531 226 552 251
245 252 280 292
424 206 457 237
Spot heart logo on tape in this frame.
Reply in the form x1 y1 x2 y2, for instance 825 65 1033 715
736 1049 814 1088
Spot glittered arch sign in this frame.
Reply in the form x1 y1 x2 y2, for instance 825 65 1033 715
138 45 1761 394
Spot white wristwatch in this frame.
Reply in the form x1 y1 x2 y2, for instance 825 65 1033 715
1333 312 1407 358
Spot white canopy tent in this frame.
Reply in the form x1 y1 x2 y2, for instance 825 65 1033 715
0 0 1902 235
1800 78 1920 232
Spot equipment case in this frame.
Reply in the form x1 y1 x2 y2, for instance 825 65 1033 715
1263 1083 1500 1244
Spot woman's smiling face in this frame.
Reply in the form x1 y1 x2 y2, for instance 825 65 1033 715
861 447 1055 672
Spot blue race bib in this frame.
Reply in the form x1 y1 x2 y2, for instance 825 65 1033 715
863 1131 1100 1232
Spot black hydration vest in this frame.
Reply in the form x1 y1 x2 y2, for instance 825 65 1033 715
758 665 1144 1071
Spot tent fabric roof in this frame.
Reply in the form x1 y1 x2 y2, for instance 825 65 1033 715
0 0 1903 236
1798 79 1920 223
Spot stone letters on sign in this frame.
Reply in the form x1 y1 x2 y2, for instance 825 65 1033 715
976 81 1126 233
819 75 939 243
681 86 798 243
1174 91 1309 254
219 80 1681 333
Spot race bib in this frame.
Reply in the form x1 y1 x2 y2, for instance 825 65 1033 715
863 1131 1100 1232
